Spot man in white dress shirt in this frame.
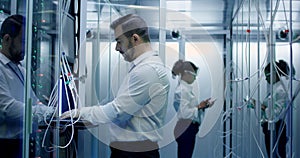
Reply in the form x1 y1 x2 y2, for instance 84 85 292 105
0 14 53 158
62 14 170 158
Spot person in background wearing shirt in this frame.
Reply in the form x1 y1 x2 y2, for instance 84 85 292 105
172 60 215 158
0 14 53 158
260 60 295 158
61 14 170 158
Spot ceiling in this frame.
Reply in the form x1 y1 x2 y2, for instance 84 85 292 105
85 0 300 41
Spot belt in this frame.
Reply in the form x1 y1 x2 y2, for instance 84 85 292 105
110 140 159 152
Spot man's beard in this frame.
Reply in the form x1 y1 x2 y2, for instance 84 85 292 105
9 46 24 63
122 40 134 62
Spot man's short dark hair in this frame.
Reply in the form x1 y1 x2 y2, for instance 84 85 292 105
110 14 150 42
0 14 25 40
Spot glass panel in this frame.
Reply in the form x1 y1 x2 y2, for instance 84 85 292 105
30 1 60 156
0 1 26 157
230 0 300 157
83 1 226 158
0 0 76 157
29 0 77 157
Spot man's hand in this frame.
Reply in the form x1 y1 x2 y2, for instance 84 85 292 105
60 109 80 120
33 104 55 123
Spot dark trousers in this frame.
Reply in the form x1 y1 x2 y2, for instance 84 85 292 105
110 140 159 158
262 120 287 158
0 139 22 158
174 119 200 158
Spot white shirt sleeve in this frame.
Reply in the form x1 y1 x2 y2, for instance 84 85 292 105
79 102 118 125
79 63 160 125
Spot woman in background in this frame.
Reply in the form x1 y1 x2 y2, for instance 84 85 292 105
172 60 215 158
261 60 295 158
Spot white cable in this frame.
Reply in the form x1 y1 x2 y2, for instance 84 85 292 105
41 51 83 150
253 0 270 45
251 124 266 158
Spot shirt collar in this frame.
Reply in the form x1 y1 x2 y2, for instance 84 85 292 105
131 51 157 67
0 52 22 66
0 52 11 65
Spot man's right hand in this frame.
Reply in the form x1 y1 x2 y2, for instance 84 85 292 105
60 109 80 120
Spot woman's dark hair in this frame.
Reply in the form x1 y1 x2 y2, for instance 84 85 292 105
172 60 198 77
265 60 295 78
0 14 25 40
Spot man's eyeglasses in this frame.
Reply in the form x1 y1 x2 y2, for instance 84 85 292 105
184 70 197 77
265 73 271 77
265 72 277 78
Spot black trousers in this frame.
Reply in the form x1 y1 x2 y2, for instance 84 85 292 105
262 120 287 158
0 139 22 158
110 140 159 158
174 119 200 158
